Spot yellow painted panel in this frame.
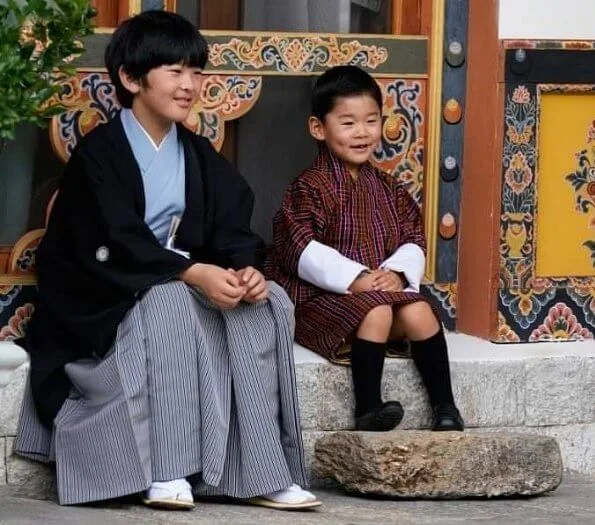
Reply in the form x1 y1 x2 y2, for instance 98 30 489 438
536 92 595 277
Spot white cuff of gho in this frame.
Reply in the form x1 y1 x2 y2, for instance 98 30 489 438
298 240 369 294
379 243 425 293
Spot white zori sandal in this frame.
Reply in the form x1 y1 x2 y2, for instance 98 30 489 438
142 478 195 510
246 484 321 510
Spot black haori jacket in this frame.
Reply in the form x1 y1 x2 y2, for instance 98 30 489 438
25 114 264 427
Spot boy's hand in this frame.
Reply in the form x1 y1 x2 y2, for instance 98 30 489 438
348 270 380 293
180 263 246 309
372 269 405 292
235 266 269 303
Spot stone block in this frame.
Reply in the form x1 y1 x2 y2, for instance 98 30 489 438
541 423 595 477
5 437 56 500
315 430 563 498
0 438 6 485
471 423 595 478
381 360 432 429
318 365 353 430
316 360 432 431
452 360 526 428
525 355 595 426
295 364 323 430
0 341 28 388
0 362 29 436
311 358 527 431
301 430 337 488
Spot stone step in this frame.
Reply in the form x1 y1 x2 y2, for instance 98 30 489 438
3 338 593 435
314 431 563 498
1 437 56 498
1 335 594 495
301 426 594 485
294 335 595 432
1 424 591 500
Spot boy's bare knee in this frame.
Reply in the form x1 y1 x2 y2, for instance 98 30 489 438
396 301 440 338
356 305 393 341
362 305 393 325
398 301 433 319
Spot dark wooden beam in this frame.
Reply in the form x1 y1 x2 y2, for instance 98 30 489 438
199 0 241 30
91 0 120 27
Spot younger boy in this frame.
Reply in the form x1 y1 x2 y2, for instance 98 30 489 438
267 66 464 432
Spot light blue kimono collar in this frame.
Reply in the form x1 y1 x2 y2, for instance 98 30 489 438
120 108 178 174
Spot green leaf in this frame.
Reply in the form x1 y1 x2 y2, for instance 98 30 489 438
0 0 95 139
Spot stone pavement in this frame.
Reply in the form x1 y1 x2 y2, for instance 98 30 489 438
0 475 593 525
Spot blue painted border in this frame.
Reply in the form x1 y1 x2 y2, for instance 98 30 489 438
436 0 469 282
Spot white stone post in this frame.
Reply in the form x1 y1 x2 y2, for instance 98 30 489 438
0 341 28 388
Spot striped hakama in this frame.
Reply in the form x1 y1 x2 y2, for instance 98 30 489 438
266 148 432 364
15 280 307 505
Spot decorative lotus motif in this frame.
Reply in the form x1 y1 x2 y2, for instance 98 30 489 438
0 303 34 341
529 302 593 341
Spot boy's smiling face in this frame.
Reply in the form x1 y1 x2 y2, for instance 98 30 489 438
119 63 202 139
309 94 382 175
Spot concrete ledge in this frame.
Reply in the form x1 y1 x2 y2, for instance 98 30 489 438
0 438 5 486
294 335 595 432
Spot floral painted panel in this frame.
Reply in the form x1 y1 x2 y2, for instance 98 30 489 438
498 81 595 342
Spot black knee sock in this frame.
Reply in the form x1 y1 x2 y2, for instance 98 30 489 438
350 338 386 417
410 329 455 407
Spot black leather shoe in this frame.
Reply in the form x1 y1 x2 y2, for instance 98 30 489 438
432 403 464 431
355 401 404 431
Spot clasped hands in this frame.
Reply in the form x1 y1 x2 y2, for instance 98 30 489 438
348 268 406 294
181 264 268 309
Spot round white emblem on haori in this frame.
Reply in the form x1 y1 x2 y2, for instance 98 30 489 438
96 246 109 262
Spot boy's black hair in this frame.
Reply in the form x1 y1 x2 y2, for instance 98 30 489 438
311 65 382 120
105 10 208 108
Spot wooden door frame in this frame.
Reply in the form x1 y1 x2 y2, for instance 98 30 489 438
456 0 504 338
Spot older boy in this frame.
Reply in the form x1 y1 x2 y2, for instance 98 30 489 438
16 11 318 510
